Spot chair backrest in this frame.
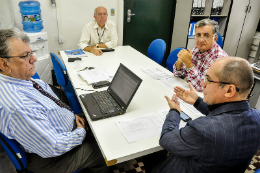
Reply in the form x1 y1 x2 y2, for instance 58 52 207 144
216 33 223 48
147 39 166 64
0 133 27 171
166 47 184 72
50 53 68 87
31 72 40 79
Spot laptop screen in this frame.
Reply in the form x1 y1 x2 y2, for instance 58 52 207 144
109 64 142 105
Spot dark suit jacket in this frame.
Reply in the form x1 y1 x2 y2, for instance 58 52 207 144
153 99 260 173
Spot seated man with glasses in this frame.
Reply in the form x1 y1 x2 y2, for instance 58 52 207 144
0 29 109 173
173 18 228 92
78 6 118 56
144 57 260 173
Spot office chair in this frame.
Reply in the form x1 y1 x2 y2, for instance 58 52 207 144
166 47 184 72
255 169 260 173
50 53 83 114
0 132 83 173
147 39 166 64
216 33 223 48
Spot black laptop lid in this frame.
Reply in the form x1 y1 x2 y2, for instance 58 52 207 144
107 63 142 110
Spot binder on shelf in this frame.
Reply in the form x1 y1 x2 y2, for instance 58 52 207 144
201 0 206 15
189 22 197 37
64 49 87 58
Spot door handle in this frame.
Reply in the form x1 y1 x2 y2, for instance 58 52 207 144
127 9 135 22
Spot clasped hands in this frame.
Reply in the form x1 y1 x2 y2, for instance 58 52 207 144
165 83 199 112
75 115 88 131
90 45 103 56
177 49 193 67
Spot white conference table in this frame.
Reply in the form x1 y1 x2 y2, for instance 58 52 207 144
59 46 203 166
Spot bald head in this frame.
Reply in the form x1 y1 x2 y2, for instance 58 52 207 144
215 57 254 97
94 6 107 16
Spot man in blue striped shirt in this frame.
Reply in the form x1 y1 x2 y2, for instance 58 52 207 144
0 29 108 173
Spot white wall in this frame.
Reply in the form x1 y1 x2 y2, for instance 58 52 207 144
0 0 123 54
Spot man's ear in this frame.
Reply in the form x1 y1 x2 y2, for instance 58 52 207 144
0 58 11 72
224 85 236 98
214 34 218 42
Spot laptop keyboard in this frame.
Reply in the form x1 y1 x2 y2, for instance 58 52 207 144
92 91 122 114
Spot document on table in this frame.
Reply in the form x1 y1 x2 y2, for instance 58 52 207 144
156 76 190 91
142 67 170 79
78 68 112 84
116 113 164 143
116 108 193 143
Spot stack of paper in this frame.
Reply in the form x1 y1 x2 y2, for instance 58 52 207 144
78 68 111 84
65 49 87 58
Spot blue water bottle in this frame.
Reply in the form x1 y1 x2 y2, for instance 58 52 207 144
19 1 43 33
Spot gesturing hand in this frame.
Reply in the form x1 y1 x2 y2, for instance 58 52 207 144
165 94 181 113
174 82 198 105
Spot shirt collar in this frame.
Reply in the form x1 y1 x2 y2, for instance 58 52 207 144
0 73 33 88
94 20 108 30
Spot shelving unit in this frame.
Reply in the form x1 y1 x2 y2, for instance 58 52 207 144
170 0 232 51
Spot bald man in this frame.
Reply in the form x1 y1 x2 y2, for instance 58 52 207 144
145 57 260 173
78 6 118 56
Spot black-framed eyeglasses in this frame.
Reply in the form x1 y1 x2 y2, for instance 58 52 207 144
0 50 37 61
203 75 239 92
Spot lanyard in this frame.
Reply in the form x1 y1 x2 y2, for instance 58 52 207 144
96 28 105 43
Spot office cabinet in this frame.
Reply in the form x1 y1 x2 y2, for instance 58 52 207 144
170 0 232 51
224 0 260 58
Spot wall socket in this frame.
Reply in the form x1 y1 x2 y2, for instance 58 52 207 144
58 37 63 43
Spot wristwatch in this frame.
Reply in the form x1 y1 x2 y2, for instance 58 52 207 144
186 66 193 73
96 44 99 48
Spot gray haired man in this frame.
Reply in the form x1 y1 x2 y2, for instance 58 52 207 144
173 18 228 92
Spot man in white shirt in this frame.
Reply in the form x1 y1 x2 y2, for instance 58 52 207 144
78 6 118 56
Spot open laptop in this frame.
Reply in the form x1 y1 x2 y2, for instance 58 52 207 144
79 63 142 121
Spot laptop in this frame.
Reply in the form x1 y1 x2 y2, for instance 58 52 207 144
79 63 142 121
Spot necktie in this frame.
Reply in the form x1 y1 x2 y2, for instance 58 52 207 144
31 80 74 113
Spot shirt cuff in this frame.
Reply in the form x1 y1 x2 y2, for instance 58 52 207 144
193 97 202 108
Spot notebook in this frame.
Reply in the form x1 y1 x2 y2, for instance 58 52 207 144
79 64 142 121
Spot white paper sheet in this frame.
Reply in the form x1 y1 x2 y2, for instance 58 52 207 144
142 67 170 79
78 69 111 84
156 76 190 91
115 113 164 143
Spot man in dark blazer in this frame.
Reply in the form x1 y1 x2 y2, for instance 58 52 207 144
149 57 260 173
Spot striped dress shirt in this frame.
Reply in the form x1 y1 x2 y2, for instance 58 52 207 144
153 99 260 173
173 43 228 92
0 74 86 158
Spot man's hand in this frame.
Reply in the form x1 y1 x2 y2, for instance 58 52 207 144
90 47 103 56
75 115 88 130
174 82 198 105
165 94 181 113
177 49 193 68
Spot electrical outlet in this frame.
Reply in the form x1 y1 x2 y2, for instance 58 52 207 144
58 37 63 43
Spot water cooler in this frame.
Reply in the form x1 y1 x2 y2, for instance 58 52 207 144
26 31 53 84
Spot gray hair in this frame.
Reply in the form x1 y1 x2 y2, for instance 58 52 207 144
195 18 219 35
0 29 30 57
94 6 107 15
0 29 30 71
216 57 254 96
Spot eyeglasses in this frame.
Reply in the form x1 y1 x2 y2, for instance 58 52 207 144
203 75 239 92
195 33 215 40
96 13 107 16
0 50 37 61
